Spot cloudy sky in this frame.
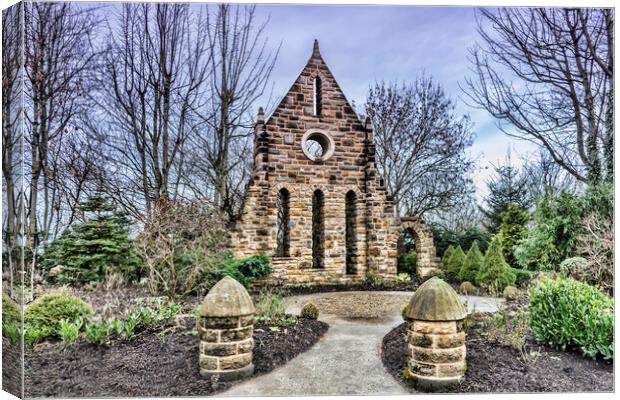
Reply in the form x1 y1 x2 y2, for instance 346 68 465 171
88 1 540 200
246 4 539 199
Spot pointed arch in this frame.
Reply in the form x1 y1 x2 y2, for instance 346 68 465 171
313 75 322 116
312 189 325 268
345 190 358 274
276 188 290 257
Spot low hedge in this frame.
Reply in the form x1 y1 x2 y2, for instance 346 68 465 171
24 294 93 344
529 277 613 360
511 268 539 287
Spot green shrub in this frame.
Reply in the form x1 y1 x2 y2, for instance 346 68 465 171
397 250 417 275
85 322 110 346
255 290 287 323
511 268 539 287
502 286 519 300
515 192 582 270
431 225 491 258
58 318 83 345
41 195 140 285
24 294 92 343
459 281 476 295
364 271 386 288
477 236 516 292
395 273 411 283
221 254 272 287
559 257 589 279
119 302 181 340
445 246 466 282
300 302 319 320
2 293 21 343
498 204 529 267
459 241 484 283
529 277 613 359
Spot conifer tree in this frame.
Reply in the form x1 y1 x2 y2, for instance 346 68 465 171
481 158 531 232
41 195 140 285
445 246 466 282
442 245 456 266
459 241 484 283
498 204 529 267
477 236 516 292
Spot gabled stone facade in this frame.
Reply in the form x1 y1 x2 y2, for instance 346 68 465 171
231 40 440 285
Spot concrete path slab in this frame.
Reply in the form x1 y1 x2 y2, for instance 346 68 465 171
219 291 502 397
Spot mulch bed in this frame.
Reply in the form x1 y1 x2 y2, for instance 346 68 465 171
381 317 613 393
11 317 327 398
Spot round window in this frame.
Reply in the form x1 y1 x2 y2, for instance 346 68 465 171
301 130 334 162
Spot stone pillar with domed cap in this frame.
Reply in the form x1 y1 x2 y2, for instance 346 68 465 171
198 276 255 381
403 276 467 391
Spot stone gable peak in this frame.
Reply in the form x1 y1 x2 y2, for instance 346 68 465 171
266 39 363 126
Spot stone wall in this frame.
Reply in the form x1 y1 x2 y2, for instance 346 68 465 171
398 217 442 279
231 40 397 285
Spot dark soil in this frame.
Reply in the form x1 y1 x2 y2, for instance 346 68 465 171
20 317 328 398
381 318 613 393
2 338 23 398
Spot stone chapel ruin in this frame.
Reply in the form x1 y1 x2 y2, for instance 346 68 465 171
231 40 441 285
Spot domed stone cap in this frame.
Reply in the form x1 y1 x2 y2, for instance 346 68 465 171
200 276 255 317
405 276 466 321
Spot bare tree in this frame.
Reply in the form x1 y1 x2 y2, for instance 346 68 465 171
23 2 100 249
93 3 211 219
522 149 581 199
185 4 279 221
17 2 101 299
463 8 613 184
2 3 23 297
364 77 475 217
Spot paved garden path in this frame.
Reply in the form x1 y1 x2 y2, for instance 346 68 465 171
220 291 502 397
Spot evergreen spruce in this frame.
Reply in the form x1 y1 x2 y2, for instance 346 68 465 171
498 203 529 267
477 235 516 292
445 246 466 282
459 241 484 283
480 157 531 232
442 245 456 266
41 195 140 285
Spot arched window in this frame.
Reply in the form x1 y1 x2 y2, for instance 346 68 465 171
345 191 357 275
312 189 325 268
397 227 419 274
276 188 290 257
313 76 322 116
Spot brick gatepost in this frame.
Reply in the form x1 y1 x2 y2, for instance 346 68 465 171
403 276 467 391
198 276 255 381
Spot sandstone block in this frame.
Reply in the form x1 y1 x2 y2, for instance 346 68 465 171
198 328 220 342
408 333 433 348
437 360 467 377
434 332 466 349
201 316 239 329
412 321 457 335
407 360 436 377
237 338 254 353
411 345 465 364
203 342 238 357
199 355 219 370
220 353 253 371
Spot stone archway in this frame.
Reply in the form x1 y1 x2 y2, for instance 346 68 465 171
398 217 442 279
